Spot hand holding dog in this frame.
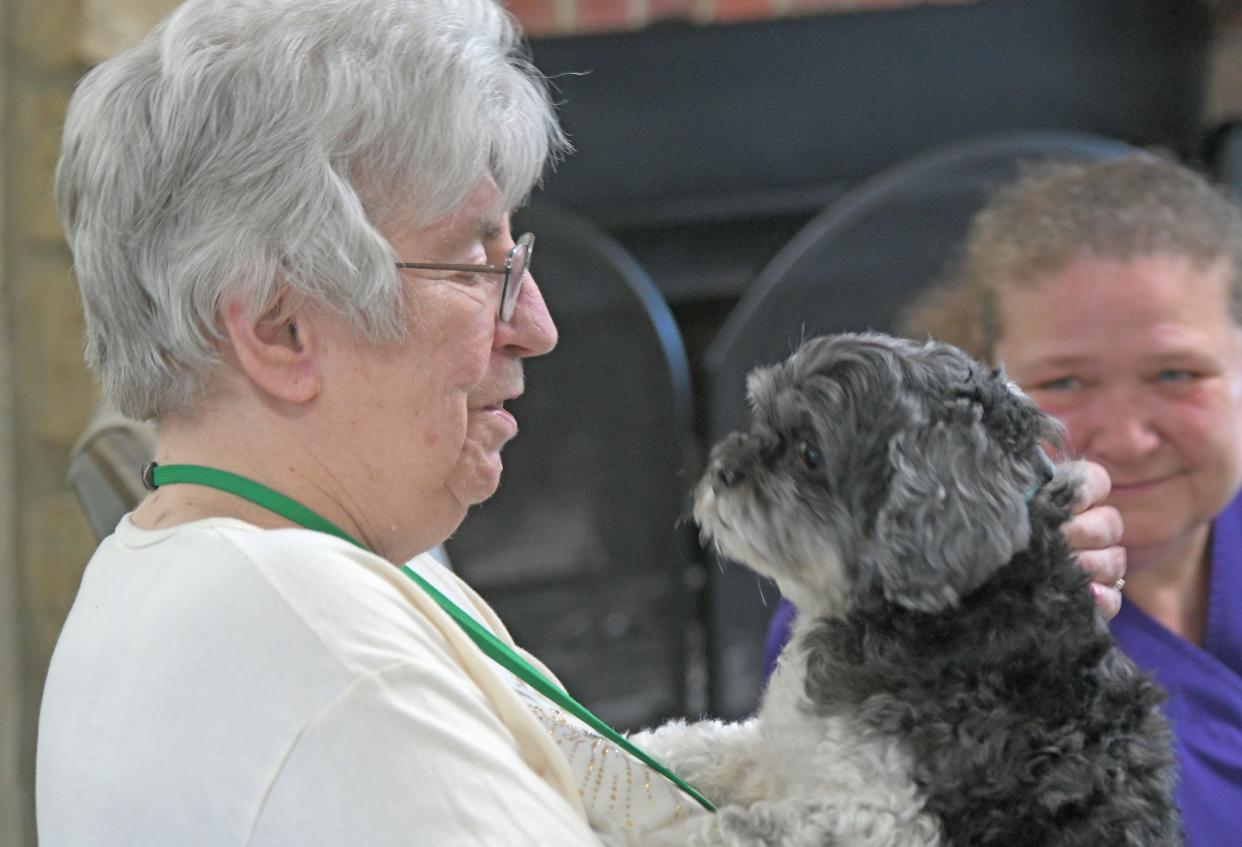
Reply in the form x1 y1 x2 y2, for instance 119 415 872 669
1068 459 1127 616
1066 461 1127 620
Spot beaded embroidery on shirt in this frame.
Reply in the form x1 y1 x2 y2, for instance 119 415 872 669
510 682 705 843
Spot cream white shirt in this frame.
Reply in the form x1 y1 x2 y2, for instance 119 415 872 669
36 517 621 845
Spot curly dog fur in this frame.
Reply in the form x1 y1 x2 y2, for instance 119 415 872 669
632 333 1179 847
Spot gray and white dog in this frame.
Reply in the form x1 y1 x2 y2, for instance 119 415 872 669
634 333 1180 847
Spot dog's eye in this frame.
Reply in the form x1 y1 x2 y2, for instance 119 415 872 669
800 441 822 472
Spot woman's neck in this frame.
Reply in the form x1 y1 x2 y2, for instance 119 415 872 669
132 391 459 565
1123 524 1213 646
132 480 298 533
129 412 381 554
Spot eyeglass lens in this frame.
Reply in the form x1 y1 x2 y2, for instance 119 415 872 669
501 234 533 322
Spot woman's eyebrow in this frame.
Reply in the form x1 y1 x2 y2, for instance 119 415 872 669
1025 355 1091 370
476 218 503 242
435 218 501 259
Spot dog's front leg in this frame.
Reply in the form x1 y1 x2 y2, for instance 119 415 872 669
640 795 942 847
630 717 773 806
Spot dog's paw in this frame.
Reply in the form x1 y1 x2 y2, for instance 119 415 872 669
629 718 769 807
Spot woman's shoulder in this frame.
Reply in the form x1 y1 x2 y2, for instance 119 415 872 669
97 516 464 675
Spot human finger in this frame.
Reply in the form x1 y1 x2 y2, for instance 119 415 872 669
1063 504 1124 552
1070 460 1112 515
1077 545 1127 621
1075 544 1127 588
1091 580 1124 621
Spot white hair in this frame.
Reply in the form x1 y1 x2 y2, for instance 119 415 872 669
57 0 568 420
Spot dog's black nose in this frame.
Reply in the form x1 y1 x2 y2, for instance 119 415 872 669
716 462 743 488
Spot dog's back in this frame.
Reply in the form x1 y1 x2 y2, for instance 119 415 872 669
798 477 1180 845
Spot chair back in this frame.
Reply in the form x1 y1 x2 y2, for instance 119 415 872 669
68 402 157 542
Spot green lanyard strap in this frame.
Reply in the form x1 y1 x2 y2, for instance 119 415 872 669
144 462 715 813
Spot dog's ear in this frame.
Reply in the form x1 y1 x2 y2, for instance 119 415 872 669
863 406 1036 613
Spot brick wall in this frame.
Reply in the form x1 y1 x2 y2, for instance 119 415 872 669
1 10 21 845
76 0 979 61
507 0 974 36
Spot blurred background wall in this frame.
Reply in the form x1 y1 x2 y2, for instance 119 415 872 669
4 0 100 844
3 1 1242 845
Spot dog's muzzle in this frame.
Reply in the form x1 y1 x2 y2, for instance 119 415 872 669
713 458 743 489
707 432 752 490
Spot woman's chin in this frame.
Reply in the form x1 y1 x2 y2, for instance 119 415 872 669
1114 509 1211 554
446 449 505 508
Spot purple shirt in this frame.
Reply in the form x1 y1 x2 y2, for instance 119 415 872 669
1111 490 1242 847
762 598 796 680
762 490 1242 845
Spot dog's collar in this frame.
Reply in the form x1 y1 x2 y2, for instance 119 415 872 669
1024 448 1057 504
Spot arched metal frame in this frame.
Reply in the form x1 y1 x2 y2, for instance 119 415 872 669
445 202 698 730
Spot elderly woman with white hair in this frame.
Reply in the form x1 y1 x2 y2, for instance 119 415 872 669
36 0 1126 844
37 0 677 842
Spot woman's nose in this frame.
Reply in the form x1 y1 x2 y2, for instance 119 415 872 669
496 271 557 357
1079 393 1161 464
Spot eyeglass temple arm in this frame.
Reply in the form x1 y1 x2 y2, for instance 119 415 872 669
394 262 507 273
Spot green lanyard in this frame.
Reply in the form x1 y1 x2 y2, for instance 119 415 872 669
144 462 716 813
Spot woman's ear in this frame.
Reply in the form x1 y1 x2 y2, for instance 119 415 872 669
221 290 321 405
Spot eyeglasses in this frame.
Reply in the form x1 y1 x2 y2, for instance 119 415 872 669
395 232 534 322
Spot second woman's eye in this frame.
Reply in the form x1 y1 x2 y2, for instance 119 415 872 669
800 441 822 472
1155 369 1195 383
1038 375 1079 392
